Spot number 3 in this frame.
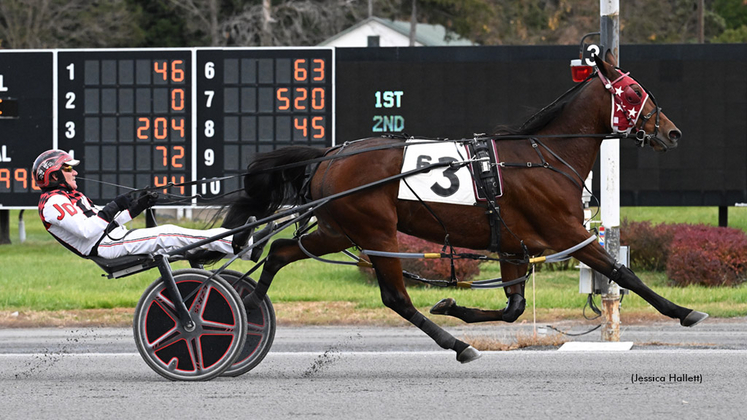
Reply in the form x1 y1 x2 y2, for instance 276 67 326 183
431 157 460 197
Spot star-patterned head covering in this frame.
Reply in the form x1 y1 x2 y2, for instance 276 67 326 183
597 69 650 134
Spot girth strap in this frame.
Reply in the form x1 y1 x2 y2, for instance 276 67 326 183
466 138 503 253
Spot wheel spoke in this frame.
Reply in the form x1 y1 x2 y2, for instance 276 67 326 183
148 329 183 351
156 292 177 313
190 337 203 373
192 281 212 316
202 319 238 333
245 322 269 335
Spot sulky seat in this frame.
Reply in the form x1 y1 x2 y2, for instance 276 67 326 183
88 254 158 279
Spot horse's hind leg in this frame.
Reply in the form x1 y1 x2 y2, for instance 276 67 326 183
243 232 351 313
430 262 528 323
370 254 481 363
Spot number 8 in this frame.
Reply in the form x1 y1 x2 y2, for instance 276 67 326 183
205 120 215 137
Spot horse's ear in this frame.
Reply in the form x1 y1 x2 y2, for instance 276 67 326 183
593 50 617 79
604 49 617 67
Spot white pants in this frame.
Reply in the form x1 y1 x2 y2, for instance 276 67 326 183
95 224 252 259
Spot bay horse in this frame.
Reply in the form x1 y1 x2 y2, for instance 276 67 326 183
225 53 708 363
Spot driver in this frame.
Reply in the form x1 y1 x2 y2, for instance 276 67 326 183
33 149 272 261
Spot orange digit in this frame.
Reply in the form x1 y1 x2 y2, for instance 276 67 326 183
171 89 185 111
137 118 150 140
31 178 40 191
171 118 185 138
153 175 168 194
312 88 325 110
0 168 9 189
154 61 168 81
171 176 185 195
312 116 324 139
276 88 290 111
154 117 168 140
294 59 307 82
172 146 184 168
294 88 307 110
156 146 168 167
171 60 184 82
294 117 308 138
312 59 325 81
14 168 27 190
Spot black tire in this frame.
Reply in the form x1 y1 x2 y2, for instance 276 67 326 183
218 270 276 377
133 269 247 381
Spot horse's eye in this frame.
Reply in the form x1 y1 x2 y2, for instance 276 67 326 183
623 86 641 104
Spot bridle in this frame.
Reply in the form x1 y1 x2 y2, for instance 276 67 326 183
596 67 667 150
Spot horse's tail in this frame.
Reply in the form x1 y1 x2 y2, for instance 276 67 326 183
223 146 327 228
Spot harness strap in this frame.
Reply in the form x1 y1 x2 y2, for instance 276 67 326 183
464 138 503 253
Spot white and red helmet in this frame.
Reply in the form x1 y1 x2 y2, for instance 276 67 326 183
32 149 80 188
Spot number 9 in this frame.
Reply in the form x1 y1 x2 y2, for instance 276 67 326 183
204 149 214 166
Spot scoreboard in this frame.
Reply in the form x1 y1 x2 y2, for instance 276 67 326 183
2 45 745 209
0 51 54 206
57 50 192 200
196 49 332 198
0 48 334 207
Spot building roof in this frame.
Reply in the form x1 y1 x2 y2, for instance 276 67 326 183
319 16 476 47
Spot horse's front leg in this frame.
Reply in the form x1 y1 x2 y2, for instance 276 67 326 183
370 255 481 363
569 229 708 327
430 262 528 323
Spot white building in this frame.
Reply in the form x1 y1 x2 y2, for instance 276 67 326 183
319 16 476 47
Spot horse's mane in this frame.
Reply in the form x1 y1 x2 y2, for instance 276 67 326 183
493 79 589 136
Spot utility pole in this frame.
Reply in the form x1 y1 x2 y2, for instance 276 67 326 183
599 0 621 342
697 0 705 44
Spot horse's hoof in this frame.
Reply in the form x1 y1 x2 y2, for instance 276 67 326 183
430 298 456 315
501 294 526 322
456 346 482 364
681 310 709 327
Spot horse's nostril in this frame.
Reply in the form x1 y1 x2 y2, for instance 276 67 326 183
669 129 682 142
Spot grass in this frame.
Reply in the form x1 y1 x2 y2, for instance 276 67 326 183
1 207 747 323
620 206 747 229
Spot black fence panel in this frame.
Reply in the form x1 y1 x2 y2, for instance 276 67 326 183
335 44 747 206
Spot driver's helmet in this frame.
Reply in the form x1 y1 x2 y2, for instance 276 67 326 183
32 149 80 189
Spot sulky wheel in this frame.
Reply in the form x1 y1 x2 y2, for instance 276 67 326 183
133 269 247 381
218 270 276 377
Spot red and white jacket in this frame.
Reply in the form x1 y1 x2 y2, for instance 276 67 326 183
38 189 132 257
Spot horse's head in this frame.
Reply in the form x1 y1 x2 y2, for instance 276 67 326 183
594 52 681 152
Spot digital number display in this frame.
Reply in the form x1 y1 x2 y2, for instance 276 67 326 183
57 50 192 202
196 48 333 197
0 51 54 207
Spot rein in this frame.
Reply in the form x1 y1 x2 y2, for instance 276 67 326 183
80 67 659 226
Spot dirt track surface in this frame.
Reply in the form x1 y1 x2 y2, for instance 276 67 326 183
3 323 747 419
0 303 683 329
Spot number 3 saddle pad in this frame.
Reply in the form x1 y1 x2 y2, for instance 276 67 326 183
397 139 503 206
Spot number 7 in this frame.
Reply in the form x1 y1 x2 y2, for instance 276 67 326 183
204 91 214 108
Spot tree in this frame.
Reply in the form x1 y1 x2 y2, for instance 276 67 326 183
167 0 224 46
129 0 191 47
0 0 143 49
221 0 366 46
